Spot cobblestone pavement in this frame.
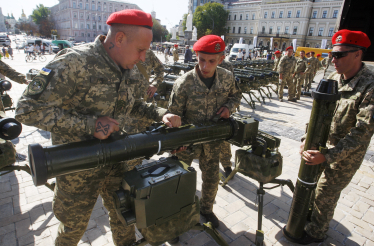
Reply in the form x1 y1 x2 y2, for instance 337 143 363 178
0 51 373 246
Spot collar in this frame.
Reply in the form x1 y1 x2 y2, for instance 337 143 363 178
95 35 123 75
193 65 220 92
338 63 367 92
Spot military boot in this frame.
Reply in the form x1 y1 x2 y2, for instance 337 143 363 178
224 167 232 178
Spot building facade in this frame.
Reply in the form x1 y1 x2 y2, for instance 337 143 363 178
50 0 141 42
223 0 343 50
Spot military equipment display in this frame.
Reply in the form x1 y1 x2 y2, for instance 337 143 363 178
0 79 15 111
283 79 340 243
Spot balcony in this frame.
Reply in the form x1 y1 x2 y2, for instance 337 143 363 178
257 32 290 38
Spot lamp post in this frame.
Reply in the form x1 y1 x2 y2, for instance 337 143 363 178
203 10 214 32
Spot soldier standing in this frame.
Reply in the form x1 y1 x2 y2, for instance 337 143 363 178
278 46 297 102
168 35 242 229
173 44 179 63
304 51 319 91
299 30 373 244
321 52 332 69
164 46 169 62
293 50 308 100
273 50 282 72
15 10 181 246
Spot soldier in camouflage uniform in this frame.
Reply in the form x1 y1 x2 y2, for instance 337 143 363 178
299 30 373 244
173 44 179 63
273 50 282 72
293 50 308 100
278 46 297 102
168 35 241 228
15 10 181 246
321 52 332 70
304 52 319 92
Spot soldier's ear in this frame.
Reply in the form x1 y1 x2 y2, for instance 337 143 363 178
218 54 225 64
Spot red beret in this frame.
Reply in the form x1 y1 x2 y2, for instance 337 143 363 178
193 35 225 54
316 54 321 57
107 9 153 29
332 29 371 49
286 46 293 51
274 50 281 54
174 44 178 47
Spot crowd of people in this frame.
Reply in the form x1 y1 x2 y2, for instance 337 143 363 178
0 7 373 246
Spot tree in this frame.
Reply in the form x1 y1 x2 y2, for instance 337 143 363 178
30 4 50 25
152 19 169 42
15 22 38 36
182 13 188 32
193 3 229 39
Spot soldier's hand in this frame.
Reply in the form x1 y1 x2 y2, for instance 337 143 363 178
217 107 230 119
299 140 305 155
170 146 187 154
25 80 31 85
302 150 326 165
279 74 283 80
93 116 120 140
162 113 181 127
147 85 157 98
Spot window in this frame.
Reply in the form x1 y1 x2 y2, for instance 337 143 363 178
333 10 338 18
98 5 101 11
264 12 267 19
238 27 241 34
93 16 95 21
73 2 77 8
81 33 84 37
287 11 291 18
240 14 242 20
74 22 78 28
250 27 253 34
228 15 231 20
233 27 235 33
249 40 252 45
269 26 273 34
308 27 314 36
88 33 90 37
271 11 275 18
296 10 300 18
285 26 289 34
318 27 324 36
262 26 265 34
246 14 248 20
86 3 89 9
75 32 77 37
109 6 112 12
244 27 247 34
322 11 327 18
312 11 317 19
81 23 84 29
87 24 90 29
293 26 297 35
73 13 77 18
87 14 90 20
252 13 255 20
234 15 236 20
279 11 283 18
92 4 95 10
104 5 106 11
79 2 83 9
277 26 280 34
104 25 107 31
98 16 101 21
80 13 84 19
306 43 310 47
328 27 334 37
93 23 96 29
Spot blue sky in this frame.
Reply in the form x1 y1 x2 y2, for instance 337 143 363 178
1 0 188 30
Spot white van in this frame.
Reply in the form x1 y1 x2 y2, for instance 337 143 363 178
228 44 253 60
25 39 59 53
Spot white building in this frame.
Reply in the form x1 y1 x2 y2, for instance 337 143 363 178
50 0 141 42
223 0 343 50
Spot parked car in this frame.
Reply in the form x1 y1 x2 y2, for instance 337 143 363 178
24 39 60 54
0 33 11 47
52 40 73 51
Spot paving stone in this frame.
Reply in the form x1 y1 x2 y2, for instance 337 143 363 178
86 228 108 246
224 222 250 240
0 231 17 246
17 227 51 246
229 235 253 246
184 231 211 246
0 223 15 236
0 202 13 219
362 210 374 225
345 231 367 246
224 211 247 226
0 212 30 228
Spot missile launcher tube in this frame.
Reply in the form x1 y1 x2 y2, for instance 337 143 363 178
283 79 340 242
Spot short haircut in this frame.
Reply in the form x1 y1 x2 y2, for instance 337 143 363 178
108 24 140 42
300 50 305 53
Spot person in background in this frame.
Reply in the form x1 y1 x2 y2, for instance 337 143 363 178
7 46 13 60
236 49 243 61
184 45 193 63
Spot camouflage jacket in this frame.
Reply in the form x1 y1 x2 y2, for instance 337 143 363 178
273 57 281 72
305 57 320 74
324 63 374 165
173 48 179 61
0 60 27 84
15 35 167 145
278 55 296 77
139 49 164 88
168 66 242 124
294 57 308 74
321 57 332 68
218 59 234 74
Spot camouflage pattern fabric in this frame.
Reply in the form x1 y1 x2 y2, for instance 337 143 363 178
139 49 164 87
219 59 234 74
294 56 308 99
273 56 282 72
0 138 16 169
0 60 27 84
278 55 296 99
15 35 168 246
321 57 332 69
305 63 374 239
173 48 179 63
168 66 241 213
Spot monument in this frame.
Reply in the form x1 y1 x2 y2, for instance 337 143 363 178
192 26 197 41
184 10 193 45
0 8 7 32
170 27 178 43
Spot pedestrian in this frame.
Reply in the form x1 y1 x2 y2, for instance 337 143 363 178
15 9 181 246
273 50 282 71
164 46 169 62
7 46 13 60
298 29 373 245
2 46 6 58
293 50 308 100
236 49 243 61
4 48 9 59
184 45 193 63
266 52 272 60
304 51 319 92
168 35 242 233
173 44 179 63
35 44 41 54
278 46 297 102
49 44 52 55
40 43 45 54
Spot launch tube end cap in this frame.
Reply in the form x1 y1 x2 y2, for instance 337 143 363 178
312 79 341 102
28 144 48 186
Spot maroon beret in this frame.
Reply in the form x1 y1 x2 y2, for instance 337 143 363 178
193 35 225 54
274 50 281 54
311 51 315 54
306 52 310 55
107 9 153 29
332 29 371 49
286 46 293 51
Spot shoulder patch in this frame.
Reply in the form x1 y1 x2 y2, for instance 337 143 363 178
27 76 48 96
39 67 52 75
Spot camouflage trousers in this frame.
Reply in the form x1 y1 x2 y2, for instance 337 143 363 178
53 163 136 246
294 73 306 99
220 141 232 168
176 142 221 214
304 73 314 92
305 158 363 239
278 75 295 99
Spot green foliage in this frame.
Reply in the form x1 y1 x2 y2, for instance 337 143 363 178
152 19 169 42
192 3 229 39
182 14 188 32
166 33 172 42
31 4 50 25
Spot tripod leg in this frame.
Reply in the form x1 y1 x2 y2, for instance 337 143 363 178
220 169 238 187
255 183 265 246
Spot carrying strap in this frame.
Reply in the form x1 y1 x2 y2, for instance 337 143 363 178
136 62 150 102
193 223 229 246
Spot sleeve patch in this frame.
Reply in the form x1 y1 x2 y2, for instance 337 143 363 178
27 76 48 96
